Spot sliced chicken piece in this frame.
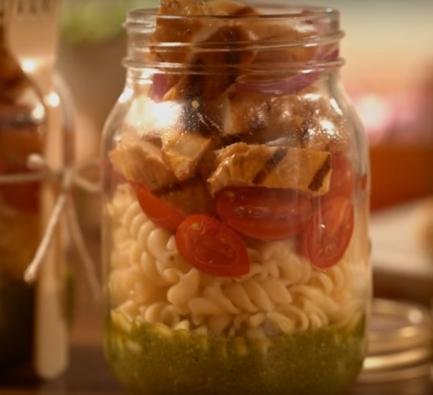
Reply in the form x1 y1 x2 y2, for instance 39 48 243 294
161 130 213 181
161 22 255 101
199 142 248 180
219 92 301 145
152 1 217 66
110 136 177 192
152 1 208 88
154 0 253 64
153 0 258 100
248 20 318 65
152 1 322 98
208 143 276 195
278 92 349 152
258 147 331 193
157 0 314 64
220 92 271 137
208 142 331 195
214 141 251 160
158 178 215 215
217 90 348 151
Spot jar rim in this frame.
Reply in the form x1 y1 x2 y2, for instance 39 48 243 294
124 3 343 73
126 4 339 23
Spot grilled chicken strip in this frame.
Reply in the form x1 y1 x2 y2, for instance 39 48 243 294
153 0 258 100
217 90 348 151
110 136 177 192
208 142 331 195
162 130 214 181
152 0 328 101
154 0 256 63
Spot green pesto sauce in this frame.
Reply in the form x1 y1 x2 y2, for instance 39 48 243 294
105 316 366 395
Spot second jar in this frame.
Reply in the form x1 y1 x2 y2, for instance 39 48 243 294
102 2 371 395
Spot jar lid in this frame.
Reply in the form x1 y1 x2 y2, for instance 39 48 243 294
359 299 433 383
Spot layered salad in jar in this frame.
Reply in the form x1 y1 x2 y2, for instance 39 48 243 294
0 126 41 371
0 28 44 372
104 1 370 394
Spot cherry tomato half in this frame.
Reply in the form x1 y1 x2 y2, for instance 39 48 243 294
300 196 354 269
176 215 249 277
133 183 186 232
216 187 313 241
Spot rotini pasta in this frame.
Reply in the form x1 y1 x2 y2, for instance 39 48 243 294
108 184 369 337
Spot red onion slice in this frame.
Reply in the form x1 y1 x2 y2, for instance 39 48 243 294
149 73 171 101
234 72 319 96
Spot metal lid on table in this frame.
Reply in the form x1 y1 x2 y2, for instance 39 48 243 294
359 299 433 383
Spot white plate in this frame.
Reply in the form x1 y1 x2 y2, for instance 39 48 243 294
371 200 433 280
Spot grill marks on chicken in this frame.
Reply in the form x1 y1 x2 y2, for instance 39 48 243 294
162 24 255 101
215 90 347 152
308 154 332 192
153 0 316 100
109 134 215 216
207 143 331 195
253 147 287 185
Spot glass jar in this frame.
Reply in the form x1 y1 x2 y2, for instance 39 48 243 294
102 2 371 395
0 0 46 373
0 0 73 379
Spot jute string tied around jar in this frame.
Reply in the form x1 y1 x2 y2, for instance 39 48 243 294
0 154 102 302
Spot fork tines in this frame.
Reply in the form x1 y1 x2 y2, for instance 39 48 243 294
16 0 52 15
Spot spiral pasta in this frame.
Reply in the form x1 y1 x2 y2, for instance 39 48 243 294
108 184 368 337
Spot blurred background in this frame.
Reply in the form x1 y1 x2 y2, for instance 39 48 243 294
57 0 433 341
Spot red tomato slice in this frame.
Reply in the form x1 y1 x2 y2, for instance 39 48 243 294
300 196 354 269
329 153 354 199
133 183 186 232
216 187 313 241
176 215 249 277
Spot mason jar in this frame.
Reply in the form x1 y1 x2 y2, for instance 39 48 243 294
0 0 73 378
0 0 47 373
102 2 371 394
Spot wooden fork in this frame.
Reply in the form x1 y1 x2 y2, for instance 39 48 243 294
9 0 60 92
9 0 69 381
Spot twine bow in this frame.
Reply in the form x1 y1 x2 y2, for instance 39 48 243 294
0 154 102 302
